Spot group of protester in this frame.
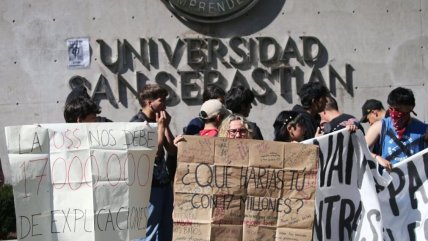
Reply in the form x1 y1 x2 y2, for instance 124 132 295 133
59 81 428 241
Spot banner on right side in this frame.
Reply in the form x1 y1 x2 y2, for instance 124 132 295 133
309 129 428 241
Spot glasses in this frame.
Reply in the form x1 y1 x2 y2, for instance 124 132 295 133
227 128 248 136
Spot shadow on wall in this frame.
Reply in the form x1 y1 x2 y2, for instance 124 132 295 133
162 0 287 37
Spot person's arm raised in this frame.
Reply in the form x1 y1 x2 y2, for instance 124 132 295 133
156 111 166 158
162 110 177 155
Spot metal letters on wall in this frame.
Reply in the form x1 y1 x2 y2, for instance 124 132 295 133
69 36 354 108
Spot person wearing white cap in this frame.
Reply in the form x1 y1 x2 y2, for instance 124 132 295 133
183 84 226 135
173 99 231 147
198 99 230 137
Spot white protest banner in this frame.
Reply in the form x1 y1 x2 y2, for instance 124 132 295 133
173 136 319 241
307 129 428 241
5 122 157 241
304 129 390 241
378 148 428 240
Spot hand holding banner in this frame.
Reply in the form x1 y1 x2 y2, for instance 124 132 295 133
308 129 428 241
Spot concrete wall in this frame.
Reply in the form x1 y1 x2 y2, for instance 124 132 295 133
1 0 427 180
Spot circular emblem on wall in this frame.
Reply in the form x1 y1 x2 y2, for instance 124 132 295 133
165 0 260 23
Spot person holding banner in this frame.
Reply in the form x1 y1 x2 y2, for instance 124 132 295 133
64 96 100 123
291 81 330 140
365 87 428 170
359 99 388 156
173 114 251 147
218 114 252 139
273 111 306 142
64 85 113 122
360 99 387 126
319 96 364 134
130 84 177 241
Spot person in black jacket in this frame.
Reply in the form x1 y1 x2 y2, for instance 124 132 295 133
291 82 330 140
225 86 264 140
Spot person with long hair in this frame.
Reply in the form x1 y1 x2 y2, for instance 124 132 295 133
273 111 306 142
218 114 252 139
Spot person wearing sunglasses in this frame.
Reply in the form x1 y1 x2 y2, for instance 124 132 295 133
365 87 428 171
173 114 250 148
218 114 252 139
226 115 250 139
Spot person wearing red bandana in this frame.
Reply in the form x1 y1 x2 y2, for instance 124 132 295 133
365 87 428 171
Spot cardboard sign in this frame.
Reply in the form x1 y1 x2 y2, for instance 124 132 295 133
5 122 157 241
173 136 319 241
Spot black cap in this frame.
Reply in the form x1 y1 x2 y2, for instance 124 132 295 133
65 86 90 105
360 99 384 123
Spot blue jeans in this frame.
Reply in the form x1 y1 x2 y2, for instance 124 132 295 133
137 184 173 241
